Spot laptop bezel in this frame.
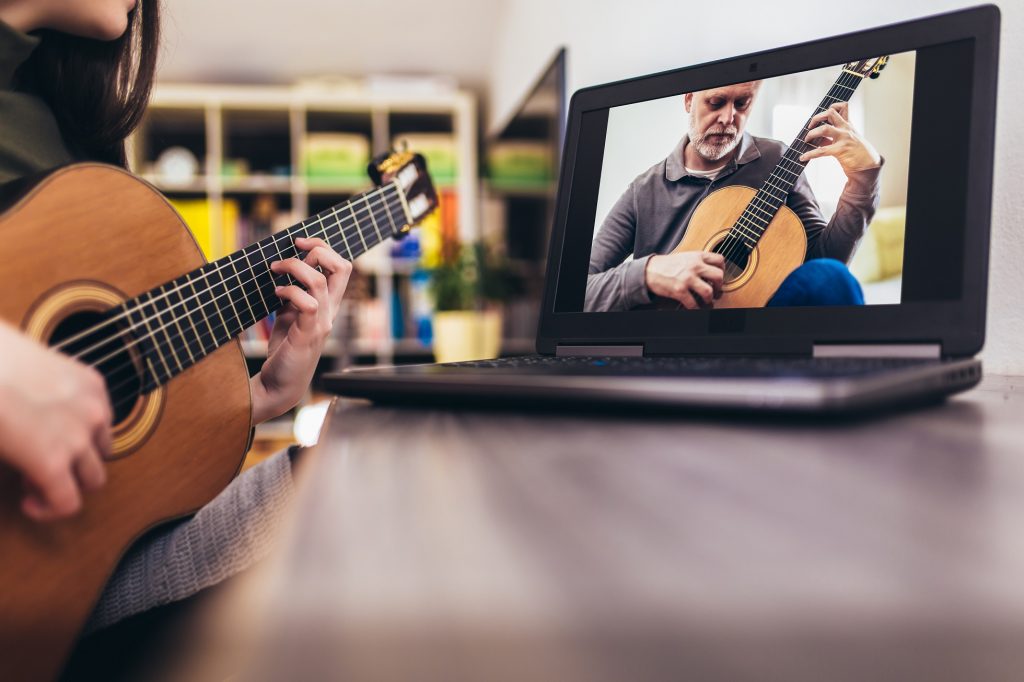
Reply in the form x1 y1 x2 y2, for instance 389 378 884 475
536 4 1000 359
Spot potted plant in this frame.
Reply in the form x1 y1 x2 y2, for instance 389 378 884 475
429 242 521 363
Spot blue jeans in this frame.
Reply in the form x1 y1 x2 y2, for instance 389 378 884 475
767 258 864 307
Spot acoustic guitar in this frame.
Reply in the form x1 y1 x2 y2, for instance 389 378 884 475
0 150 438 681
645 56 888 309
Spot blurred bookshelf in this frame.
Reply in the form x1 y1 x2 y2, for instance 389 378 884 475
128 82 479 372
129 82 479 457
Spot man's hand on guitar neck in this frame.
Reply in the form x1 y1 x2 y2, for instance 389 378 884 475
645 251 725 309
799 101 882 174
0 321 111 522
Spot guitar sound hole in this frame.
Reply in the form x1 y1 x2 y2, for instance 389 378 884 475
49 310 142 425
713 240 750 284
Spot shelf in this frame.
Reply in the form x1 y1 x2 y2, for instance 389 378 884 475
303 180 374 195
221 176 294 193
484 179 556 199
133 83 479 366
141 175 210 193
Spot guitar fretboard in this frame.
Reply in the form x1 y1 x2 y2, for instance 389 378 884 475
718 69 866 264
120 181 410 390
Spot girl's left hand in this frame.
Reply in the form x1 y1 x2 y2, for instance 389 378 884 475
250 237 353 424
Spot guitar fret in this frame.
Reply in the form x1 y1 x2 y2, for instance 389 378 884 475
381 193 400 235
240 246 270 315
739 213 766 235
393 180 412 225
746 202 774 221
349 203 368 252
269 232 295 287
211 260 244 336
226 254 257 327
364 193 384 242
732 222 760 242
326 209 353 260
253 240 279 317
309 215 328 244
766 175 793 195
163 281 198 368
186 272 220 352
202 263 232 343
348 202 372 253
130 292 171 386
153 285 185 374
762 183 787 200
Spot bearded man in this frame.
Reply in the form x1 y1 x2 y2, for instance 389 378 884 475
584 80 884 312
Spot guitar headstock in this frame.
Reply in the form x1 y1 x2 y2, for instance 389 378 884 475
842 56 889 80
368 148 439 236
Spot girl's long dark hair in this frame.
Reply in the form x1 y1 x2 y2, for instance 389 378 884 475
13 1 160 168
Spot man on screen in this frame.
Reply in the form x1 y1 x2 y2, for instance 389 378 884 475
585 80 883 312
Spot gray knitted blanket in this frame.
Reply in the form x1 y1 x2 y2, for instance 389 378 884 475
84 450 295 632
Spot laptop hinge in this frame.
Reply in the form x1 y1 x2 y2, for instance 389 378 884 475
556 344 644 357
812 343 941 359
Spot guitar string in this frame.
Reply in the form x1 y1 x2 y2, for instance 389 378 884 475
58 180 405 358
715 68 862 266
99 191 409 414
71 187 405 383
715 70 859 267
78 189 408 401
60 182 407 382
82 188 405 382
53 180 404 356
713 67 863 277
668 67 863 310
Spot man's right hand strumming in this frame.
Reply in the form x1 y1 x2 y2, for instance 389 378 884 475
644 251 725 309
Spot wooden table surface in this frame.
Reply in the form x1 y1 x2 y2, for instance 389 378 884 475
172 376 1024 682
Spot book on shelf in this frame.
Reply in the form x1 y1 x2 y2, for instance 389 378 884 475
170 198 239 261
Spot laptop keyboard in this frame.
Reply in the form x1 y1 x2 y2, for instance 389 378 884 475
440 355 935 379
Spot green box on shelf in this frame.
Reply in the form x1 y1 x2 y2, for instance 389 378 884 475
487 141 553 185
304 132 370 182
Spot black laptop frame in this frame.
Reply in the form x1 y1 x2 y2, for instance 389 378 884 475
536 5 1000 359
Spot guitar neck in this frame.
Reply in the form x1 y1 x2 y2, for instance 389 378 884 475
726 69 866 256
123 181 411 390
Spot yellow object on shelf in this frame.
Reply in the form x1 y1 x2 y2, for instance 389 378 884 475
170 198 240 260
432 310 502 363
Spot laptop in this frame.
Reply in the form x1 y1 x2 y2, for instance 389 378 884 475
324 5 1000 413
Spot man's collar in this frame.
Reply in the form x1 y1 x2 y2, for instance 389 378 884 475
665 131 761 182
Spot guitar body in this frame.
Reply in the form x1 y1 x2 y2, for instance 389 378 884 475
662 185 807 309
0 165 252 681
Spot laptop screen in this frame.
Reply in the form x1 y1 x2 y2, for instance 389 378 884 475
588 53 913 312
541 6 997 357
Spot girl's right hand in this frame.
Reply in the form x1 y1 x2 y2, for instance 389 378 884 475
0 321 112 521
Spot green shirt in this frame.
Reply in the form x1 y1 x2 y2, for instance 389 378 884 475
0 18 75 186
